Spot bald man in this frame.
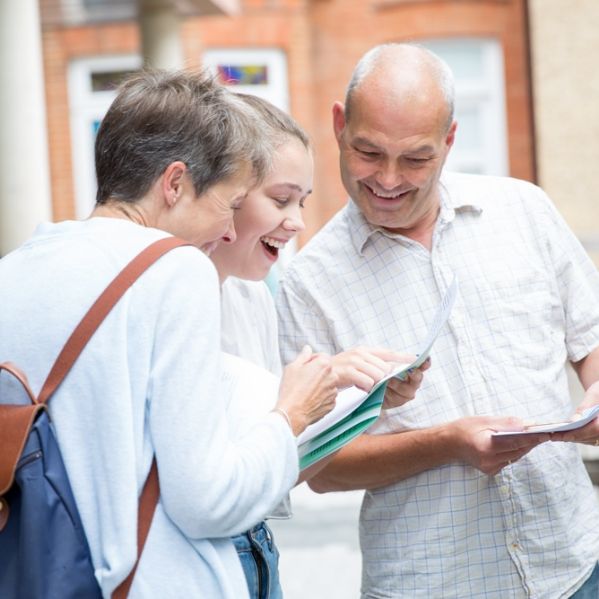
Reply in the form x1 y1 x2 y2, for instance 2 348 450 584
277 44 599 598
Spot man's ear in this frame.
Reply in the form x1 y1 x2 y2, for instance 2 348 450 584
161 161 187 207
332 101 347 144
445 121 457 150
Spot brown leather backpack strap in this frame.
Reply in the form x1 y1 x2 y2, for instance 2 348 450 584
0 362 38 405
0 363 45 504
38 236 189 404
0 404 46 497
112 458 160 599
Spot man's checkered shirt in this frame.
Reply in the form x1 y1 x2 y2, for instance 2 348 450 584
277 172 599 598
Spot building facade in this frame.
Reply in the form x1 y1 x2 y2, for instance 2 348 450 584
1 0 597 259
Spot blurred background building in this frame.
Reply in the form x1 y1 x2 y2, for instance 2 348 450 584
1 0 598 260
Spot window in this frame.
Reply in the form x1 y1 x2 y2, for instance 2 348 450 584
203 48 295 287
420 38 508 176
58 0 136 25
68 55 142 217
202 48 289 111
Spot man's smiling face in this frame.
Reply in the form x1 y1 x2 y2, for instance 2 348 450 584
333 78 456 237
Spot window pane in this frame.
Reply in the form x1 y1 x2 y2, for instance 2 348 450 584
90 70 137 92
454 105 482 150
422 40 484 80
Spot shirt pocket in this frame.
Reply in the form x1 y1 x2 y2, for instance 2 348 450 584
473 263 562 371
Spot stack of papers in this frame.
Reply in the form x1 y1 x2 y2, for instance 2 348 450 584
491 405 599 436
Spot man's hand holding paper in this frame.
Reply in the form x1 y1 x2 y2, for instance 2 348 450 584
547 380 599 445
447 416 552 476
383 357 431 409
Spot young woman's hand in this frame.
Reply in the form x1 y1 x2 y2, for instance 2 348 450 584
276 346 338 436
332 346 415 391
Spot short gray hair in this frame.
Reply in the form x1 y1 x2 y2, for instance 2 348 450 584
344 43 455 130
95 69 272 205
236 93 310 152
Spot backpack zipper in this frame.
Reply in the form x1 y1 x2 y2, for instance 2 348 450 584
17 450 42 469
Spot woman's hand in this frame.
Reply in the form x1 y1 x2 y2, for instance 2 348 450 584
332 346 416 391
276 346 338 436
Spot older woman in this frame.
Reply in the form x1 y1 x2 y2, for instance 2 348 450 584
0 70 338 598
210 94 428 599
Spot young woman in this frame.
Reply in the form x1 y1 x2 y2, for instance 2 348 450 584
210 94 428 599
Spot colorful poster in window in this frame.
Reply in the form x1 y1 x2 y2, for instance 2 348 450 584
216 65 269 86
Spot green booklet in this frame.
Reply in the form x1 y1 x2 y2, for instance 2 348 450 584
297 379 389 470
297 276 458 470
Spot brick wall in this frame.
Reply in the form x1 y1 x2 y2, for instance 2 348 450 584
42 0 534 245
190 0 534 242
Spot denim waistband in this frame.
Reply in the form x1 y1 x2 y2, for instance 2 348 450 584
231 521 268 544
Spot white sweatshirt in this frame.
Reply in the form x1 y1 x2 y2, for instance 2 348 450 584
0 217 298 598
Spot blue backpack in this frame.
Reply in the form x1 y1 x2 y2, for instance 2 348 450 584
0 237 186 599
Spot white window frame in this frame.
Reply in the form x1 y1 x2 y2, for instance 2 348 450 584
68 54 142 217
420 38 509 176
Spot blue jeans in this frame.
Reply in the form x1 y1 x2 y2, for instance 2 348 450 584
570 562 599 599
232 522 283 599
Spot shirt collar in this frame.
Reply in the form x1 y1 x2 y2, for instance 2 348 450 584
347 172 484 255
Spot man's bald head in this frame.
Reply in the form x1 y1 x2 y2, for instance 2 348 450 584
344 43 455 132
